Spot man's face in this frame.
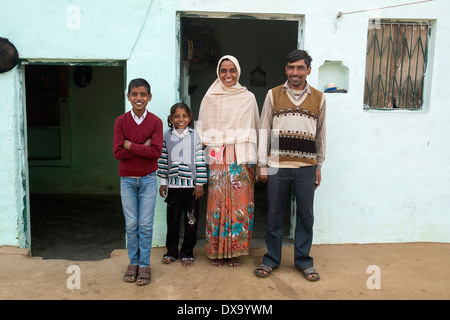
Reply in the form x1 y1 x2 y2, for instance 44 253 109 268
127 86 151 114
285 59 311 90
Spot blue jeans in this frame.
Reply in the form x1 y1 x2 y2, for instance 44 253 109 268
262 166 316 270
120 172 157 268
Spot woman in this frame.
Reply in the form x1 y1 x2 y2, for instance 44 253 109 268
197 55 259 267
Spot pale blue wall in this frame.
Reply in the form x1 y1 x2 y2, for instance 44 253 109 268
1 0 449 248
0 68 29 247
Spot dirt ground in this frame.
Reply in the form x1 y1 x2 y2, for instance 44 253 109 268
0 242 449 301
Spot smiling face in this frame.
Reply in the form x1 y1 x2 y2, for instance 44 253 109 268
127 86 152 116
170 107 191 130
219 60 238 87
285 59 311 90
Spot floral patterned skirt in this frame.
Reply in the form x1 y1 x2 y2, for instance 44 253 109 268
205 146 256 259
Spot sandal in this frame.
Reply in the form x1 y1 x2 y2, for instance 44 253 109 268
301 267 320 282
211 259 224 267
162 256 176 264
181 257 194 267
255 263 273 278
136 267 151 286
123 264 138 283
228 257 240 267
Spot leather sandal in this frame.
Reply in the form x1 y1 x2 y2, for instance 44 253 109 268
301 267 320 282
255 263 273 278
136 267 151 286
123 264 138 283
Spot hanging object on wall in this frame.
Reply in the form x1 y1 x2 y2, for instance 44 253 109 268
250 65 267 87
0 37 19 73
186 40 194 60
183 19 221 70
73 66 93 88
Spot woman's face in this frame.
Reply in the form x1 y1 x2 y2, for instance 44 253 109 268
219 60 238 87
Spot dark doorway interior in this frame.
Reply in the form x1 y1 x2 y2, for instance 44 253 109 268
30 194 125 260
180 16 299 117
26 64 126 260
181 16 299 247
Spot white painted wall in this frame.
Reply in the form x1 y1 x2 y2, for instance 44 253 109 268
0 0 449 247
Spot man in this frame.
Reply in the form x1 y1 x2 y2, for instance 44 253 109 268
255 50 326 281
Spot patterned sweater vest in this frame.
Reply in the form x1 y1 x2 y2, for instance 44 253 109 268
270 85 323 165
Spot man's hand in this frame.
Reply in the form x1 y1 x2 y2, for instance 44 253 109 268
315 169 322 190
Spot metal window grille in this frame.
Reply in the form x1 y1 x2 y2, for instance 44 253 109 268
364 22 430 110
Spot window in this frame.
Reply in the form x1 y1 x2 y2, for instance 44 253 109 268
25 65 71 166
364 21 430 110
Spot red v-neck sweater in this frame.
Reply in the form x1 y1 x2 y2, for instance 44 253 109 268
113 111 163 177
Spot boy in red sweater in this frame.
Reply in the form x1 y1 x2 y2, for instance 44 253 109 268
114 78 163 286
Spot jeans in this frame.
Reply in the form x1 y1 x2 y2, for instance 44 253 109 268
120 172 157 268
262 166 316 270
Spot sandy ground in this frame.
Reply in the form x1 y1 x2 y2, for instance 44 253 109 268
0 243 449 301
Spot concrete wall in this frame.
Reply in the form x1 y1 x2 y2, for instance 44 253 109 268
0 0 449 248
0 68 29 247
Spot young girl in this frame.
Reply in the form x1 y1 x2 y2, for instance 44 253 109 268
157 103 207 267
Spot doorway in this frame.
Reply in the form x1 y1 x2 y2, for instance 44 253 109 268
178 14 302 244
25 63 127 260
179 14 302 115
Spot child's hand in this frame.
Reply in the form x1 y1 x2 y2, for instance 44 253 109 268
144 138 151 147
159 185 168 198
193 185 204 200
123 140 132 150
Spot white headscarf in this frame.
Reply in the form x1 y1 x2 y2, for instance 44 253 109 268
197 55 259 164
